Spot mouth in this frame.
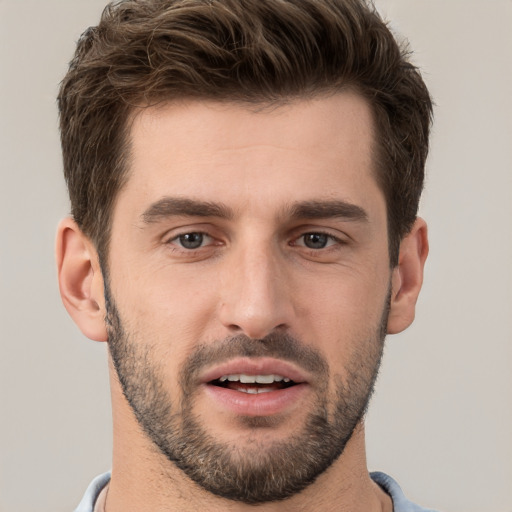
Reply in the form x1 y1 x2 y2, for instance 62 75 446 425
209 373 296 394
200 358 310 416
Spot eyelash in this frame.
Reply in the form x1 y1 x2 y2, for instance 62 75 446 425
166 230 346 253
167 232 215 251
291 231 344 250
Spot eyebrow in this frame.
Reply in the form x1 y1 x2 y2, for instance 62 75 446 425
288 200 369 223
140 197 368 224
141 197 234 224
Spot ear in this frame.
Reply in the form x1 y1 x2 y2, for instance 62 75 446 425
56 218 108 342
387 218 429 335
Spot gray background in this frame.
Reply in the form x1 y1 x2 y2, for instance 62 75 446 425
1 1 511 511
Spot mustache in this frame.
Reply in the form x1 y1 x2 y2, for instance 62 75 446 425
181 333 329 387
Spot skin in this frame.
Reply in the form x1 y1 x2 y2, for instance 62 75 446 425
57 92 428 511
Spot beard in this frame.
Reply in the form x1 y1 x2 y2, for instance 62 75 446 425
105 281 389 505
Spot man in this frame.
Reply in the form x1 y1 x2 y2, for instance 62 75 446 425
56 0 434 510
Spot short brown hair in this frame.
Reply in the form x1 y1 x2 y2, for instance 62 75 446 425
58 0 433 265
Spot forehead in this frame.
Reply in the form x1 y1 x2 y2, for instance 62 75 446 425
118 92 383 220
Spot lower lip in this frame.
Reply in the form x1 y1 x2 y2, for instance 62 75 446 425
203 383 309 417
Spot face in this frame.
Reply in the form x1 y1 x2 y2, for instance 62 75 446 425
105 93 392 503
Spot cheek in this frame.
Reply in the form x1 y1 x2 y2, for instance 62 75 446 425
112 265 219 350
299 267 389 360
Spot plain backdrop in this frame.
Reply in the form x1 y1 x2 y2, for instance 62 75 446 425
1 1 511 511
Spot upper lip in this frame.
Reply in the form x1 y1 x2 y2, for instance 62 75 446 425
200 357 310 385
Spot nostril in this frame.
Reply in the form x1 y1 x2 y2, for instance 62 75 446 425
223 321 291 341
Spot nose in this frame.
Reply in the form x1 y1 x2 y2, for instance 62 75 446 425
218 243 294 339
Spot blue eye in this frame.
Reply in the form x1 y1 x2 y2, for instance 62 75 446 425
176 232 205 249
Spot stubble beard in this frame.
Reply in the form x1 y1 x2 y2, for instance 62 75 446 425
105 281 389 505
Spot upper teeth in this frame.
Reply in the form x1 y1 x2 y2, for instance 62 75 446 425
219 374 291 384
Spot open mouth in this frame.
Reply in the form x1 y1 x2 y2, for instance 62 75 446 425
202 362 309 415
209 374 297 394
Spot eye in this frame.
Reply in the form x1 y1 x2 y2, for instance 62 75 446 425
297 232 338 249
171 232 212 250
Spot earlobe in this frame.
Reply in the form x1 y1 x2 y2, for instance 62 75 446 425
387 218 429 335
56 218 108 342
